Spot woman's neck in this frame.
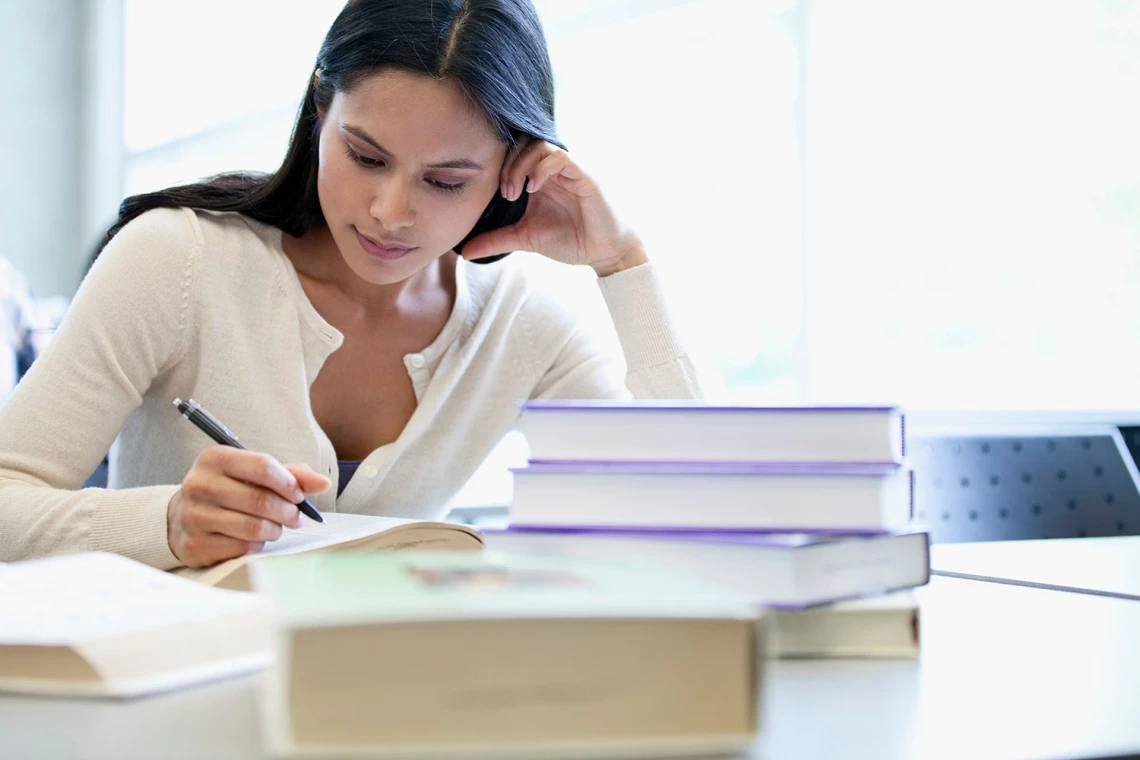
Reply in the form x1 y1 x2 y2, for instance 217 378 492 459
282 222 455 320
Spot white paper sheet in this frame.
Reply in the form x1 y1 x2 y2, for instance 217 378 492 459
258 513 418 556
0 552 264 644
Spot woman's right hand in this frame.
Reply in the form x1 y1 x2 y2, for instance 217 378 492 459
167 446 331 568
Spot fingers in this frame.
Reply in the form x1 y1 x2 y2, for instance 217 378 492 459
179 529 265 568
204 446 304 503
181 475 302 529
170 448 331 569
501 138 560 202
183 499 287 543
284 462 332 495
528 150 586 195
499 136 537 200
167 488 270 569
462 222 526 261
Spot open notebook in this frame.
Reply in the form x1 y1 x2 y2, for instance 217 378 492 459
173 513 484 591
0 553 271 698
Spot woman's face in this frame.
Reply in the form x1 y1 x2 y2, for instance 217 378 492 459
315 69 508 285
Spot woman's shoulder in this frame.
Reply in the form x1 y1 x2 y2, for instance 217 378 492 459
91 207 203 289
92 209 291 322
112 207 283 275
112 207 274 254
187 209 282 263
107 206 197 253
462 256 588 338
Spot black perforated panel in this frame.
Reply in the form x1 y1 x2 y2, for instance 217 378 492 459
910 432 1140 543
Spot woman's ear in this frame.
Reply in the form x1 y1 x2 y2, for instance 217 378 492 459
312 69 327 121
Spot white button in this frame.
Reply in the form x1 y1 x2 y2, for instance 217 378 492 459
406 354 426 370
362 465 378 478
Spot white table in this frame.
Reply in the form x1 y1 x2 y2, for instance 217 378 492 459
3 576 1139 760
932 535 1140 600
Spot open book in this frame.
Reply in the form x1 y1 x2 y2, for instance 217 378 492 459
173 514 484 591
0 553 271 698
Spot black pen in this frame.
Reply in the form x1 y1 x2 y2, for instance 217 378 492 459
172 397 324 523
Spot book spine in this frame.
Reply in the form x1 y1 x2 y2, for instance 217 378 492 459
517 462 907 476
521 402 901 412
504 524 893 536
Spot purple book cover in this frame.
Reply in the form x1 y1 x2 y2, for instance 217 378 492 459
485 528 932 609
514 461 907 476
502 523 895 536
521 400 902 413
486 526 929 549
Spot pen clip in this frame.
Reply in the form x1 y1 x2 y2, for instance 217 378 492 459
184 398 240 443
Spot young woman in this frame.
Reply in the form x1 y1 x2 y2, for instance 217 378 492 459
0 0 702 570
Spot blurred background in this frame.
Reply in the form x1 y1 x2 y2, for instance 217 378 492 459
3 0 1139 415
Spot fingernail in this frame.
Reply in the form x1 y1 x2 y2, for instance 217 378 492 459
294 512 303 529
526 178 535 193
292 488 304 502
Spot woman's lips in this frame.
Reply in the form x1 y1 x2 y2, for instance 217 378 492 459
355 228 415 260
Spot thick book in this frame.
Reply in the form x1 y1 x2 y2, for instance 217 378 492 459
482 528 929 609
767 590 921 658
0 553 271 698
510 462 913 533
174 513 483 591
251 552 764 759
519 401 905 464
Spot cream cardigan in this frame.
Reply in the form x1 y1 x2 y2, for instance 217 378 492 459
0 208 701 569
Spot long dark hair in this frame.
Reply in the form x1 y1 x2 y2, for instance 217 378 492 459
97 0 562 264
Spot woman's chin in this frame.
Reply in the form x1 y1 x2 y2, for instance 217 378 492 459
342 250 438 285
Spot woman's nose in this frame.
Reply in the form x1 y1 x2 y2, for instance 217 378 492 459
370 180 416 230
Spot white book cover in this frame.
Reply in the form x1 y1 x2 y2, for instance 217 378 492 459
510 462 913 533
519 401 905 464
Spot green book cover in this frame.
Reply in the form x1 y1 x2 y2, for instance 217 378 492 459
252 551 759 629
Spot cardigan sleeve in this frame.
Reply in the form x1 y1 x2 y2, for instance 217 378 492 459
529 262 705 401
0 208 199 569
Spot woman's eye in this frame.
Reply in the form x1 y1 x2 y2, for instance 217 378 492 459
345 146 383 168
345 144 465 193
427 179 466 194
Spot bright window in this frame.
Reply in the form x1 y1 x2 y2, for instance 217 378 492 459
805 0 1140 409
120 0 1140 411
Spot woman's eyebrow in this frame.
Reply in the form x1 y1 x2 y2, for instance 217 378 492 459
342 124 484 171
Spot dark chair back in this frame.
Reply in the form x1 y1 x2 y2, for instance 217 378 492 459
910 425 1140 543
83 456 109 489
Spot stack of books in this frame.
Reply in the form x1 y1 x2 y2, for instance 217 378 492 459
485 401 930 658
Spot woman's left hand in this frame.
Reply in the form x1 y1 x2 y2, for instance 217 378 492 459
460 138 648 277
